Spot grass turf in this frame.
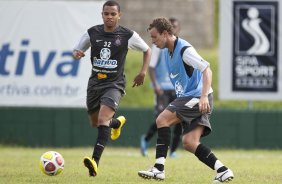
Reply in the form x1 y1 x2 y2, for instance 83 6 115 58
0 146 281 184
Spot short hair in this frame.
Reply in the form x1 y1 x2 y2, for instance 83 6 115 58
169 17 179 24
148 18 174 35
103 0 120 12
169 17 180 26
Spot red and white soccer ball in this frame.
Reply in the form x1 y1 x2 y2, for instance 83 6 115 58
39 151 65 176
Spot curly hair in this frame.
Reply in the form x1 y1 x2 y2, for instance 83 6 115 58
147 18 174 35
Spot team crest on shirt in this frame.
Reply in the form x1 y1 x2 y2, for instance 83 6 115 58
100 48 111 60
114 35 121 46
175 81 184 96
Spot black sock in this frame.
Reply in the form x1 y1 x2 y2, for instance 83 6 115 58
154 127 170 171
109 118 120 129
92 125 110 165
145 122 157 141
195 144 217 170
154 163 164 171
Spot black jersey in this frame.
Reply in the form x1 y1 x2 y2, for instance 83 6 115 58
87 25 133 91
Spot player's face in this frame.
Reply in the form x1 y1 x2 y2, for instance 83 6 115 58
149 27 166 49
102 5 120 30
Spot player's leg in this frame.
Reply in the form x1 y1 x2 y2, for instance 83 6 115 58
182 125 234 182
138 109 180 180
84 105 114 177
140 92 165 156
140 122 156 156
83 87 101 177
107 89 126 140
84 88 124 177
170 123 182 157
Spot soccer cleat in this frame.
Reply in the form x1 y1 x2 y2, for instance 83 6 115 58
138 167 165 180
140 134 148 156
111 116 126 140
83 157 98 177
213 169 234 183
170 151 177 158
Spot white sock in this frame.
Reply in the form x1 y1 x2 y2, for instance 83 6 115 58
214 160 224 171
155 157 166 165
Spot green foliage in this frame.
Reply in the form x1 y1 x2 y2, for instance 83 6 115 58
1 146 282 184
122 50 282 109
121 50 154 108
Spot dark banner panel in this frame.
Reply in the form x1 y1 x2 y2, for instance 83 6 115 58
232 1 278 92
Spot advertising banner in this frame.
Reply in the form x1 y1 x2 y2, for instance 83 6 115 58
0 0 104 107
220 0 282 100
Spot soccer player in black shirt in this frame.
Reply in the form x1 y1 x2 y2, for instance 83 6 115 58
73 0 151 177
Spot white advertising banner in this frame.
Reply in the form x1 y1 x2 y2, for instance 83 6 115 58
0 0 104 107
219 0 282 100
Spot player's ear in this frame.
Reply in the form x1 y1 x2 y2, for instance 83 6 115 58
118 12 122 19
163 30 168 36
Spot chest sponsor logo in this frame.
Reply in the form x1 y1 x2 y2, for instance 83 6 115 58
93 48 117 69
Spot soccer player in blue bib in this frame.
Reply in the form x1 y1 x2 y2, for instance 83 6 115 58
138 18 234 183
140 18 182 158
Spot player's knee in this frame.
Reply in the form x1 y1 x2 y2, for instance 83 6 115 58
182 140 194 152
156 115 169 128
89 120 98 128
97 117 111 127
182 137 199 153
88 113 98 127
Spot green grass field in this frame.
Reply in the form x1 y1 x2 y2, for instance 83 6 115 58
1 146 281 184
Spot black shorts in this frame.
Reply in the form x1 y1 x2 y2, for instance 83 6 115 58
86 88 124 114
166 93 213 137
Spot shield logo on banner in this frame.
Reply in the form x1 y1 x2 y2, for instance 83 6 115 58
232 1 278 92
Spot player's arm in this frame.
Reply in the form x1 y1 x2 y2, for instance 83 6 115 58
201 66 212 113
73 32 91 60
128 31 151 87
182 47 212 113
148 45 163 95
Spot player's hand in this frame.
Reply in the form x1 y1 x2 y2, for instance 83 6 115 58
199 95 210 113
155 87 164 96
73 50 85 60
132 73 145 87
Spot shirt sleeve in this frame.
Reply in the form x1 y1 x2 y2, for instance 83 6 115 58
149 45 161 68
128 31 149 52
73 32 91 52
182 47 210 72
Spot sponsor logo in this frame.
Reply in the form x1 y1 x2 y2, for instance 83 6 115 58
97 73 107 79
232 1 278 92
93 48 117 69
170 73 179 79
93 58 117 69
0 40 79 77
